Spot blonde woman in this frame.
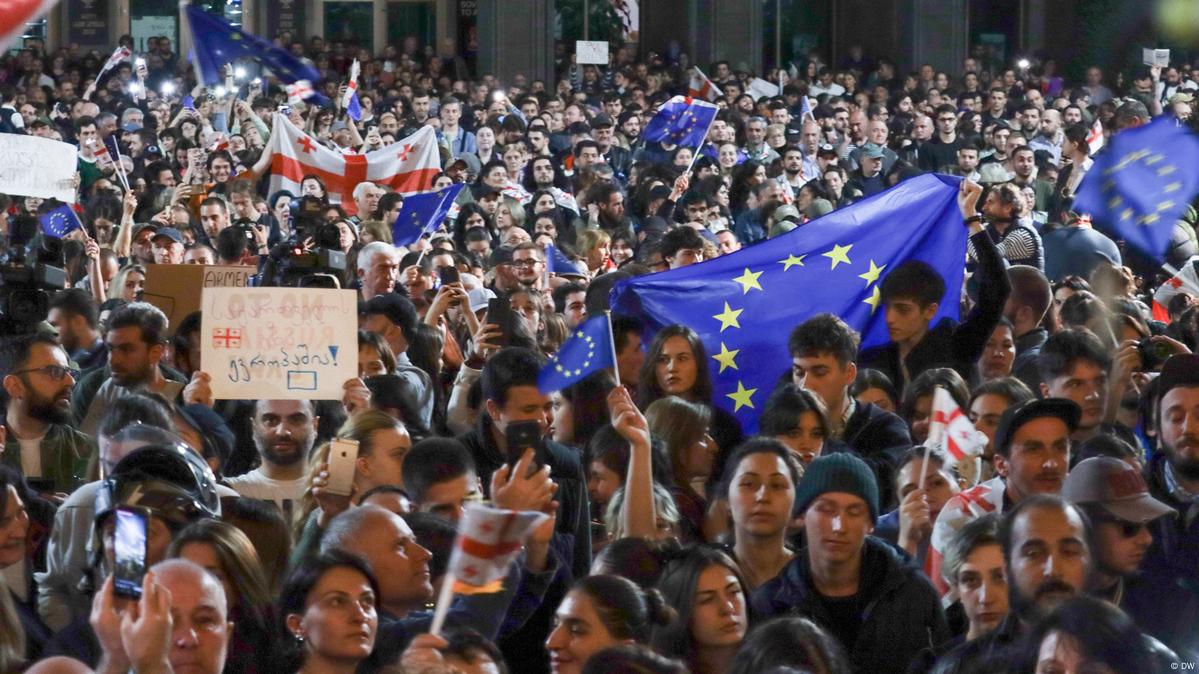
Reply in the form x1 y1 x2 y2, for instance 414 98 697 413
291 410 412 564
575 228 612 276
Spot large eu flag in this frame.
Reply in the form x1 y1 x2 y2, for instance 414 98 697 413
392 183 465 246
1073 117 1199 262
642 96 719 148
184 5 319 86
610 174 968 432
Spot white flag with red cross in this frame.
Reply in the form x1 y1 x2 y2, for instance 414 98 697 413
1087 118 1105 155
927 387 987 470
448 503 548 595
688 67 723 102
264 113 440 215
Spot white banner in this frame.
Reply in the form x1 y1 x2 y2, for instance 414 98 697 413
0 134 78 203
201 287 359 400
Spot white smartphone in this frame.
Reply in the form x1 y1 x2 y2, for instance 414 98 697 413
326 438 360 496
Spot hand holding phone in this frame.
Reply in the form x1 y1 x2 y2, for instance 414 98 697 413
113 507 148 599
486 297 513 348
325 438 360 496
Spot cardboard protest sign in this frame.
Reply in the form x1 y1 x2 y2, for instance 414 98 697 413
200 287 358 400
576 40 609 65
0 134 79 202
143 264 253 336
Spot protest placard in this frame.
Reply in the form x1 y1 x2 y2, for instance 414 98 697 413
0 134 79 203
143 264 254 335
200 287 358 400
576 40 609 65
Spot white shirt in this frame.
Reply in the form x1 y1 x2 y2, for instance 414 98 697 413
224 468 307 525
18 435 45 477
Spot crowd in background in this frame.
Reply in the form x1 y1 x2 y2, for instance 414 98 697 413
0 26 1197 674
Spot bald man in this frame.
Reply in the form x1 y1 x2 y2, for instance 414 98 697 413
91 560 231 674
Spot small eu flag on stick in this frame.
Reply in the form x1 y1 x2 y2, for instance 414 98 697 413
39 203 82 238
538 313 620 392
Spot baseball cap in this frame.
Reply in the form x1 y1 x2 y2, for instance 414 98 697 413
860 142 885 159
591 113 615 128
364 293 418 341
132 222 159 238
473 183 500 200
1170 92 1195 105
993 398 1081 455
1158 353 1199 402
1063 457 1176 523
567 121 592 136
467 286 497 313
121 121 142 133
152 227 185 246
773 204 802 223
816 143 839 158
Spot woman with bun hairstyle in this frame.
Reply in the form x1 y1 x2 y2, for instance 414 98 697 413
652 546 751 674
546 574 676 674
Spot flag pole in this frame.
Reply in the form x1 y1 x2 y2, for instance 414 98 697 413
179 1 206 90
604 311 621 388
110 140 131 192
684 105 718 175
918 386 943 492
428 564 456 636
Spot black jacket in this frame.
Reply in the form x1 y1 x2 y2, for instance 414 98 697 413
840 401 912 510
859 230 1011 393
751 537 950 674
458 414 592 579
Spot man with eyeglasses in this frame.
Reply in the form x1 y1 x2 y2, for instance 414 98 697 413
919 103 965 173
0 334 93 494
510 242 546 291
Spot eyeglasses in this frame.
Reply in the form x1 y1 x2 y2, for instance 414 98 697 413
511 259 542 268
11 365 79 381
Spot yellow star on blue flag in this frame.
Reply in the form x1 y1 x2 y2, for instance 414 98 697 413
610 174 970 432
393 184 465 246
1074 117 1199 261
185 5 320 87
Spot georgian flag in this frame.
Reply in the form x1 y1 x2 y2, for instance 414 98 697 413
342 59 362 121
1153 257 1199 321
1087 117 1105 155
286 79 319 105
263 112 440 215
687 67 723 102
100 46 133 77
926 387 987 470
447 503 548 595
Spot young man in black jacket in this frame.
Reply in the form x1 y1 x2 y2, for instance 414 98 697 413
752 453 950 674
456 347 591 580
859 180 1011 395
789 313 912 509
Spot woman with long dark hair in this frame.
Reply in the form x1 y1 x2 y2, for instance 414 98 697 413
638 325 744 465
652 546 750 674
546 574 676 674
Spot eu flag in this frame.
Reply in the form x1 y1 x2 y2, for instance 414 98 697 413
393 183 465 246
546 243 581 275
39 204 82 238
184 5 319 86
610 174 968 432
1073 116 1199 261
538 314 616 393
642 96 718 148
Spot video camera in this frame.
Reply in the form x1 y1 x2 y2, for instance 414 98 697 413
260 195 346 288
0 215 67 336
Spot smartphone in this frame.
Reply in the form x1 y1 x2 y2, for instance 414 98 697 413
505 419 545 475
326 438 360 496
439 265 459 286
487 297 512 347
113 507 148 599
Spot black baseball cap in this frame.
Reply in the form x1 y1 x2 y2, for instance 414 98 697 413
994 398 1081 455
1158 353 1199 402
364 293 418 341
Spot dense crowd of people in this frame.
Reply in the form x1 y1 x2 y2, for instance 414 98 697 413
0 26 1197 674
